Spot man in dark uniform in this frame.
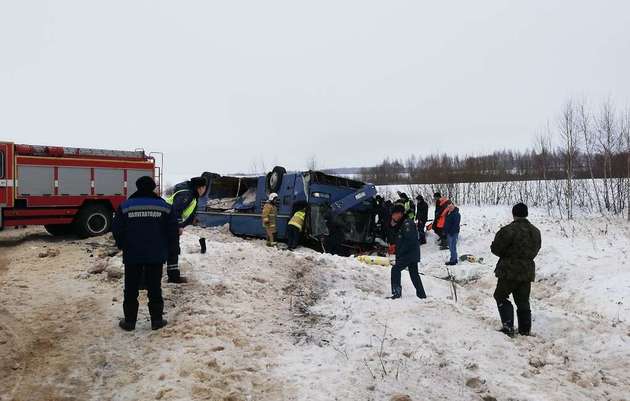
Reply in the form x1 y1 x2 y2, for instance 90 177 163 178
383 200 393 240
112 176 178 331
491 203 541 337
324 205 345 256
415 194 428 245
165 176 208 283
389 204 427 300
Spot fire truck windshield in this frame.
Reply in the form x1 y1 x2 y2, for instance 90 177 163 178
0 150 4 178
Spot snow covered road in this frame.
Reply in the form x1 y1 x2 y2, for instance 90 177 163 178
0 206 628 401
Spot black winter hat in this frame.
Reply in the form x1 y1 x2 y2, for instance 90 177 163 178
512 202 528 218
416 194 424 201
434 192 441 198
190 176 208 189
136 176 156 192
398 192 408 200
392 204 406 215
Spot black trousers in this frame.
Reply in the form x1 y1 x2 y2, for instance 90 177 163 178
123 264 164 323
493 278 531 333
286 225 301 250
434 227 447 245
325 232 344 256
417 221 427 244
167 234 181 280
391 262 426 297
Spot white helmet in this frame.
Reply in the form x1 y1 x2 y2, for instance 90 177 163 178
268 193 278 202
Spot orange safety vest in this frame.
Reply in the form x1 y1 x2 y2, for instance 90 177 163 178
436 198 450 229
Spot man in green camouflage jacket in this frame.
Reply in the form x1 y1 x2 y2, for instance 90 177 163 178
490 203 542 337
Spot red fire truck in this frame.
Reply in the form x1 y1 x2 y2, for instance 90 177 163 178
0 141 161 237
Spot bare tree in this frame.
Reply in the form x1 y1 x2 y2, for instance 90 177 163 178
577 100 603 214
597 101 618 212
559 100 579 219
306 154 318 171
535 128 553 215
621 107 630 220
250 157 267 175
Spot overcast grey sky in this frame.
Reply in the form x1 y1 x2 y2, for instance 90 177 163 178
1 0 629 182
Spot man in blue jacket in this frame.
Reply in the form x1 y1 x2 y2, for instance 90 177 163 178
444 201 461 265
112 176 178 331
164 176 207 283
389 204 427 299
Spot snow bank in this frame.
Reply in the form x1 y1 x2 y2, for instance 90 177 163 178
161 204 629 400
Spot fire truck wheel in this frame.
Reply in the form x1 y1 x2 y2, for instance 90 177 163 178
44 224 74 236
74 204 112 238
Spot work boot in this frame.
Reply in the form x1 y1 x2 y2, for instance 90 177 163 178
497 301 515 337
445 261 457 266
167 270 188 284
388 288 402 300
151 319 168 330
416 290 427 299
517 309 532 336
499 324 515 338
168 275 188 284
118 319 136 331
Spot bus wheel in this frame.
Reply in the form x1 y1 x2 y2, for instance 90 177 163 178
74 204 112 238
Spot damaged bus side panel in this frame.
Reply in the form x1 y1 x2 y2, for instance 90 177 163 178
195 168 378 250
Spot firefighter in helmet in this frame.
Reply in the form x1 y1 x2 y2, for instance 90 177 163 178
262 193 279 246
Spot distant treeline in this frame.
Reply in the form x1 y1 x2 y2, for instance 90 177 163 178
359 149 630 184
360 99 630 219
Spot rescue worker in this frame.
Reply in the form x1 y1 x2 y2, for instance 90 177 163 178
415 194 429 245
396 192 416 220
373 195 386 239
287 205 307 250
165 176 208 283
389 204 427 300
444 201 461 265
491 203 541 337
324 204 345 256
382 199 394 240
432 193 450 249
262 193 279 246
112 176 178 331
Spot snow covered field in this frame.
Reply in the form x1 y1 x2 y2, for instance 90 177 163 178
0 205 629 401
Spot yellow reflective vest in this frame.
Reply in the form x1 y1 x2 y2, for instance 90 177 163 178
288 210 306 231
165 190 197 222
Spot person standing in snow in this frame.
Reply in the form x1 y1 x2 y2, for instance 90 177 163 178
491 203 541 337
164 176 208 283
373 195 387 240
286 205 307 251
389 204 427 299
396 191 416 221
432 192 450 250
382 199 394 241
262 193 279 247
415 194 429 245
324 204 345 256
444 202 461 265
112 176 178 331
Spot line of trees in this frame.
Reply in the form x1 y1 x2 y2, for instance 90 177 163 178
361 99 630 219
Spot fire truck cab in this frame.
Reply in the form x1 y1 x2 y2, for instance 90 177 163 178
0 141 159 237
